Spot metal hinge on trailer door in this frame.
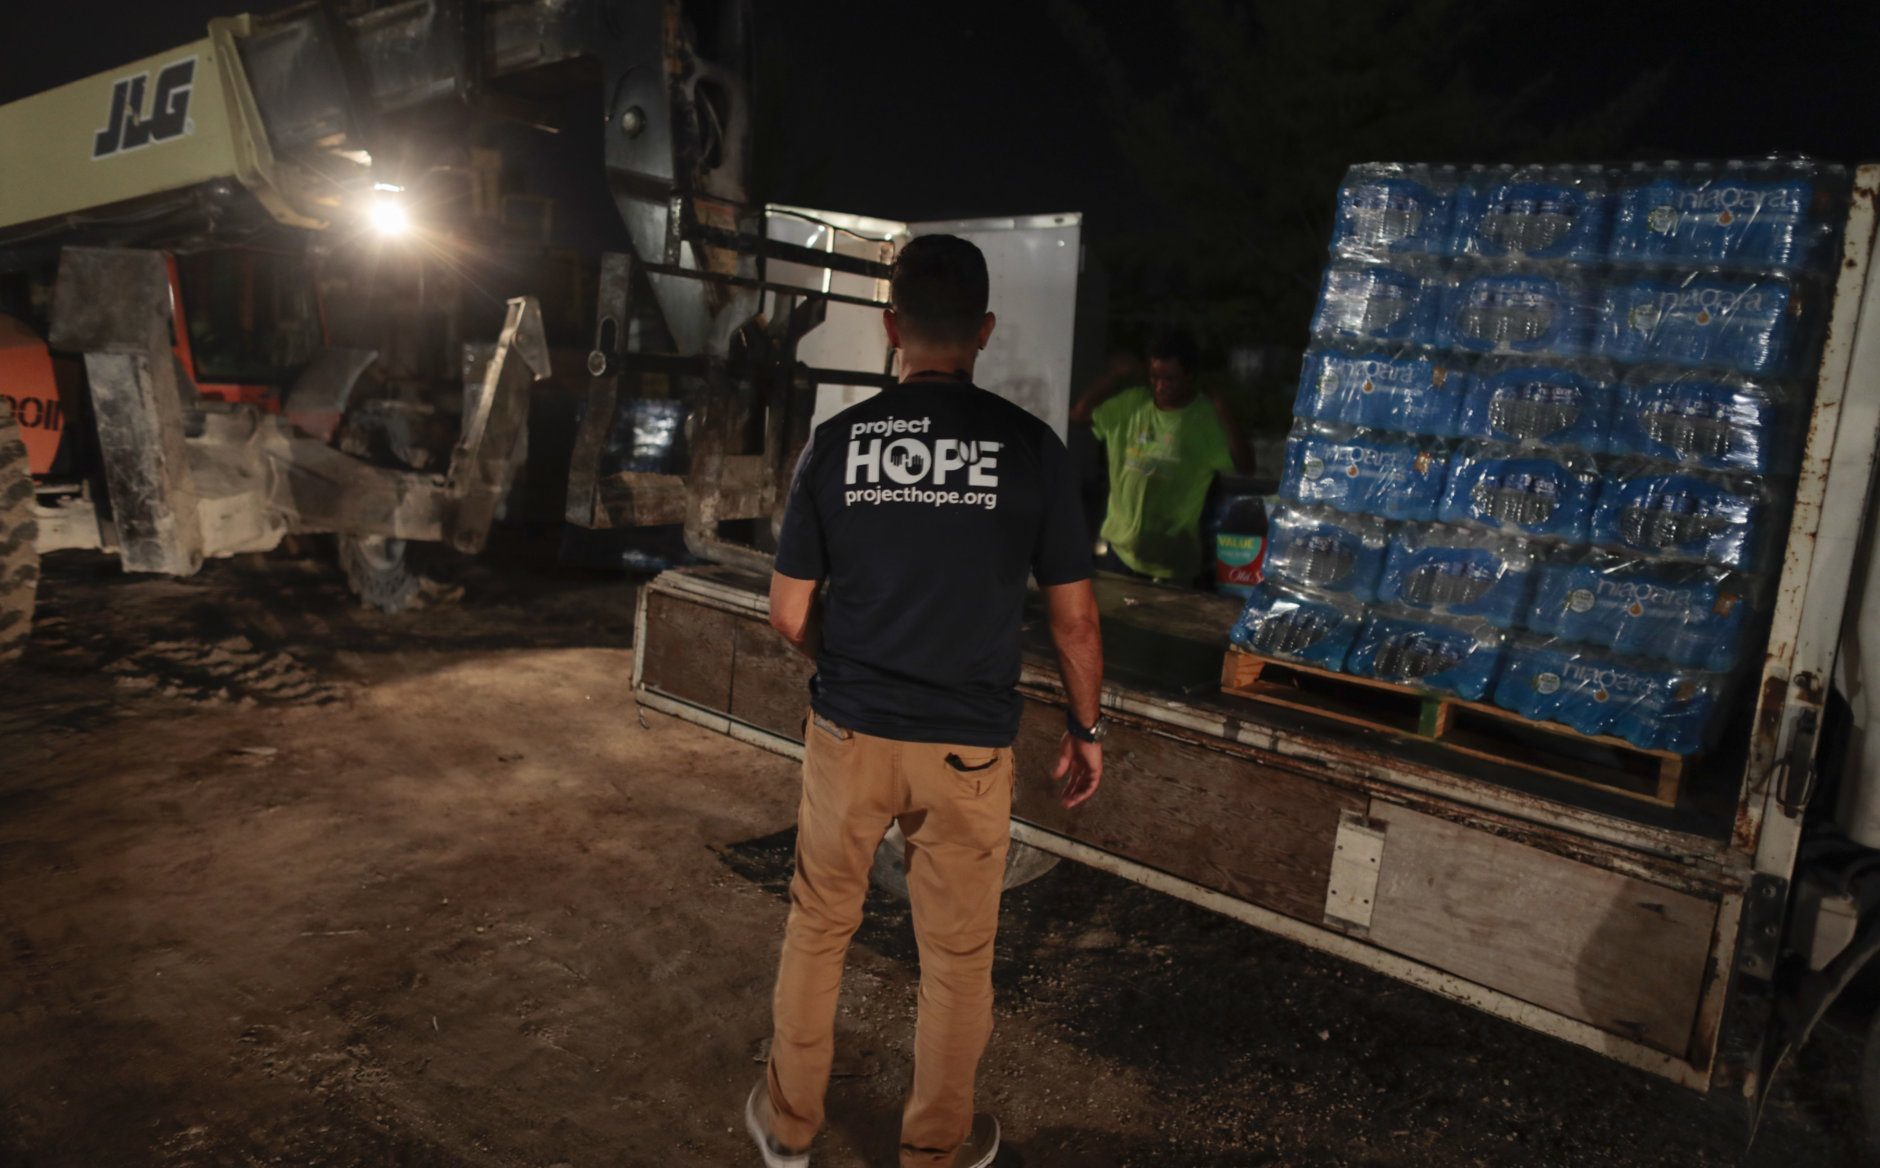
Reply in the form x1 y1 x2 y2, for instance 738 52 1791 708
1777 699 1822 817
1324 810 1387 934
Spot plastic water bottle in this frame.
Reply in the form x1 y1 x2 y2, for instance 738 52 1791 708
1609 367 1793 475
1436 265 1595 357
1312 261 1437 346
1526 553 1753 672
1593 270 1800 375
1346 611 1505 701
1590 465 1767 570
1492 642 1721 752
1450 165 1615 262
1610 160 1845 274
1228 583 1362 670
1609 667 1722 755
1438 444 1602 541
1263 503 1389 600
1295 346 1469 436
1457 358 1616 451
1281 422 1450 521
1331 163 1459 260
1378 523 1536 629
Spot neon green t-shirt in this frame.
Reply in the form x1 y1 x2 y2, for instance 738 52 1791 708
1090 386 1235 580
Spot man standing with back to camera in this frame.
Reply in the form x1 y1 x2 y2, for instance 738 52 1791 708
745 235 1107 1168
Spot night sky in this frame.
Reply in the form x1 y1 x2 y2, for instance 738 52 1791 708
6 1 1876 204
4 0 1877 350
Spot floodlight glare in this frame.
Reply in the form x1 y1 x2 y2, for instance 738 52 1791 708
369 199 410 236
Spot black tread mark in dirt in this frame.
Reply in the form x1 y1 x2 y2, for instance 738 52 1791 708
0 913 57 1020
26 563 346 707
99 636 343 706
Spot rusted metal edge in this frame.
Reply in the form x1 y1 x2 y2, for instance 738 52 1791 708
1689 890 1747 1088
646 567 772 617
636 686 806 760
1740 166 1880 871
629 575 652 694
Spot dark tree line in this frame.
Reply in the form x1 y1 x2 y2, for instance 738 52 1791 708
1058 0 1666 386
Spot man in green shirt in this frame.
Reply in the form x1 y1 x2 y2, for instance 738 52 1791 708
1070 330 1248 583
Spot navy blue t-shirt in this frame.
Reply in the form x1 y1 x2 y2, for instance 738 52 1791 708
774 382 1092 746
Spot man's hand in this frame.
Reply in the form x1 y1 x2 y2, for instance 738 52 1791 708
1051 732 1102 808
1043 580 1103 808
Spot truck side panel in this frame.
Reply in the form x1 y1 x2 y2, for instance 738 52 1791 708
1012 702 1365 923
1363 803 1717 1056
630 570 1734 1085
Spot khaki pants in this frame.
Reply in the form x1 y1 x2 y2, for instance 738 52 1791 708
765 713 1014 1168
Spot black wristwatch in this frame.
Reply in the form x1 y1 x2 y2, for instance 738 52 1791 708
1066 710 1108 743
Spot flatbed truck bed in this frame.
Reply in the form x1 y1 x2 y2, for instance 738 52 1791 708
633 566 1750 1088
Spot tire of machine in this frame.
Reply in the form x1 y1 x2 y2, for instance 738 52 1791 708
868 822 1061 901
0 404 39 665
339 534 422 614
1863 1006 1880 1157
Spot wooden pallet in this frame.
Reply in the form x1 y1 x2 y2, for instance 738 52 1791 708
1220 649 1685 807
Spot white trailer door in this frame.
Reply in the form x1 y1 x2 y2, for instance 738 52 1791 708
907 212 1083 441
765 206 1084 440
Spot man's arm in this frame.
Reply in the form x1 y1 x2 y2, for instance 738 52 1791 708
1068 352 1144 426
771 433 826 662
1209 392 1254 474
769 572 821 661
1044 579 1103 808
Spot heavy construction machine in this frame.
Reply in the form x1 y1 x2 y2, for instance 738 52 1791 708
0 0 904 659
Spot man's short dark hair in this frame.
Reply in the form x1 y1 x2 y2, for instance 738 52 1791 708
890 235 989 346
1149 329 1200 372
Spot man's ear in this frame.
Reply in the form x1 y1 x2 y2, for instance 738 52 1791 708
977 311 997 351
882 309 901 349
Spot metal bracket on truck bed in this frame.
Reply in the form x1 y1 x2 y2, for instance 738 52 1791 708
1323 811 1387 934
1704 870 1790 1113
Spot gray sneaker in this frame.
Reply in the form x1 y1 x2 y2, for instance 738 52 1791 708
744 1082 810 1168
951 1113 1000 1168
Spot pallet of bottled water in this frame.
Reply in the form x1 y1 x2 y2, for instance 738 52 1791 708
1230 158 1850 762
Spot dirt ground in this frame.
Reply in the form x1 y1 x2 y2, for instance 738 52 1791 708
0 539 1869 1167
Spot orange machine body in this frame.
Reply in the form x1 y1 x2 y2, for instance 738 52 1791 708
0 249 301 481
0 314 67 476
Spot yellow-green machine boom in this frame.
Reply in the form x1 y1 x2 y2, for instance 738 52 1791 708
0 17 322 238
